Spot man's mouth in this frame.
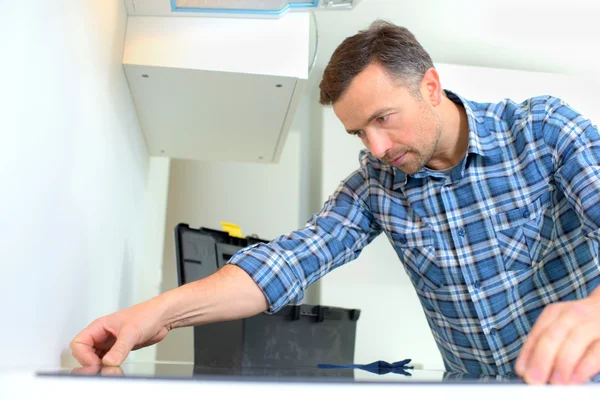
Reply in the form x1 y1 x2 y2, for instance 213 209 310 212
390 153 407 166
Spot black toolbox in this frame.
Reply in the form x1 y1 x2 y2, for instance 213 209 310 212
174 223 361 369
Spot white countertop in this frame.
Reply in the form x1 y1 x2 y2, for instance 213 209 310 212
1 362 598 399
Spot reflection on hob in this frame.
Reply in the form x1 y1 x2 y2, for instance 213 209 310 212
37 362 524 384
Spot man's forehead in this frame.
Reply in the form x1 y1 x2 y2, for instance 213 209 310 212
334 85 407 121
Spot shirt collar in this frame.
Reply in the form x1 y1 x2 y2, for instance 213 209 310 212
446 90 501 158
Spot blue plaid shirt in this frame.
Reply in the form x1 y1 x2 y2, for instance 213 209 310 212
229 90 600 375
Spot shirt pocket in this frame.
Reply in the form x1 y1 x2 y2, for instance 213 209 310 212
389 228 443 292
490 191 554 271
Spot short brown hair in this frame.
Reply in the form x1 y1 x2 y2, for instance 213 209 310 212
319 20 434 105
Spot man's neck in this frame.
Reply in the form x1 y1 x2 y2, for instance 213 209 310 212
426 95 470 170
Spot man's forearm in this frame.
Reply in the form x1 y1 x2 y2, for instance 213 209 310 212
156 264 269 330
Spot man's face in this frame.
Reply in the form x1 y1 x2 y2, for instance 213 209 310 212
332 63 442 175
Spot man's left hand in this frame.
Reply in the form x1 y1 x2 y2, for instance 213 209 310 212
515 286 600 384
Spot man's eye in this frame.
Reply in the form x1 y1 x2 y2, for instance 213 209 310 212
354 130 364 138
377 115 389 123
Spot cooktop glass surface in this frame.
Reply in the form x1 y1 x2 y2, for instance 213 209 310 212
37 362 524 385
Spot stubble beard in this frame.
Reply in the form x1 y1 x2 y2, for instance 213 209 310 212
391 108 443 175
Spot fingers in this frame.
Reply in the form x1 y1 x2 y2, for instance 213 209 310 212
570 340 600 384
70 320 113 367
520 303 582 384
71 302 169 367
516 300 600 385
551 321 600 384
71 343 101 367
102 327 140 366
515 303 564 377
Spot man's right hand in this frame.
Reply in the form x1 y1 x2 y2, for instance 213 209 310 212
70 298 170 367
70 265 269 367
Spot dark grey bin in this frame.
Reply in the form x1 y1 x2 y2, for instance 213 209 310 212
174 223 361 369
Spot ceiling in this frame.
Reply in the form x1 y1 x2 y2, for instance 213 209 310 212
309 0 599 85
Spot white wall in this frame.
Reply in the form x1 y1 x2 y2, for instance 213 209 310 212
312 0 600 78
0 1 152 369
155 130 309 362
317 63 600 369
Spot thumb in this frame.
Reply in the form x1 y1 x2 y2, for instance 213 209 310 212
102 328 139 366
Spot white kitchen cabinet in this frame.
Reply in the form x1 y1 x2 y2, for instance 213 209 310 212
122 13 309 163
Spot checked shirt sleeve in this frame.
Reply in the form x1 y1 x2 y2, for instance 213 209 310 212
228 166 382 313
541 97 600 243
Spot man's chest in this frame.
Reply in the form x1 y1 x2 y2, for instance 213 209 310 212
369 153 557 293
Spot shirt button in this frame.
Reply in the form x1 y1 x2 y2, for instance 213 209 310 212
523 210 531 219
458 228 465 237
399 237 407 245
473 281 481 289
490 328 498 336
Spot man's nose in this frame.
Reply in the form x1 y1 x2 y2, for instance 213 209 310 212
368 130 393 159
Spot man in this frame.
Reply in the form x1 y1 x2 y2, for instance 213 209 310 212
71 20 600 385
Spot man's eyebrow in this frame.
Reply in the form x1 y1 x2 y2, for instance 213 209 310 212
346 107 396 134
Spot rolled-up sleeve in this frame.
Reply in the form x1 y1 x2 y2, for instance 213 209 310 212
228 164 382 313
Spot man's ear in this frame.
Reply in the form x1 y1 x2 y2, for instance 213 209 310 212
420 68 443 107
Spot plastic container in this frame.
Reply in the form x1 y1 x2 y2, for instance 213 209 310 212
174 223 361 368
